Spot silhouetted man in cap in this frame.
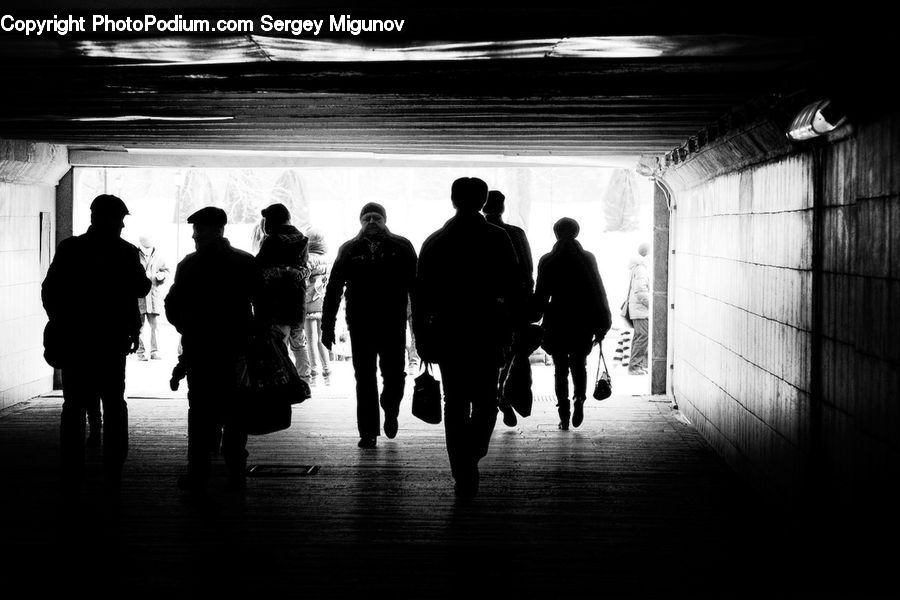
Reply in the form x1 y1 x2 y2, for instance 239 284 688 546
483 189 535 427
42 194 151 485
256 202 311 397
415 178 522 498
165 206 259 492
322 202 417 448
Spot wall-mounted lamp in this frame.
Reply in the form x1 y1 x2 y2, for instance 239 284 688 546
786 99 846 141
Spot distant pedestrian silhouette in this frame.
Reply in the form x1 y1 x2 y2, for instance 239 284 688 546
303 228 332 382
534 217 611 430
483 189 535 427
415 178 522 499
165 206 259 493
623 242 651 375
136 235 169 361
42 194 151 485
255 202 312 398
322 203 417 448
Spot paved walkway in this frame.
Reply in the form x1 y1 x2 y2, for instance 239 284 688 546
0 363 877 598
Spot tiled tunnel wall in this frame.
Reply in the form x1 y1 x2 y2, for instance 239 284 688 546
664 112 900 502
0 140 67 411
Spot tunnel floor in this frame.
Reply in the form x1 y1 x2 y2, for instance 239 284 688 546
0 363 880 598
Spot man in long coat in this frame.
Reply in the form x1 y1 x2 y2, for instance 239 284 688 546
42 194 151 485
136 235 169 360
415 178 522 499
165 207 259 492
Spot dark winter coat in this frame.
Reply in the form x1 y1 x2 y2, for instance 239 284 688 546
415 211 522 362
42 228 151 359
322 231 417 334
255 224 309 326
485 213 534 294
165 238 258 355
534 238 612 356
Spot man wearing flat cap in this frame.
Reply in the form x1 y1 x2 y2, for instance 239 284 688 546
415 178 522 499
322 202 417 449
165 206 259 492
42 194 151 485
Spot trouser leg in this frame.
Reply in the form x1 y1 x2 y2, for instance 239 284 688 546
98 354 128 476
148 314 159 355
137 314 148 356
287 323 311 383
630 319 649 372
222 415 248 479
441 358 499 475
570 351 589 401
378 327 407 418
186 403 215 481
442 398 471 481
315 319 331 374
552 353 571 416
350 332 379 438
60 368 92 479
304 319 319 373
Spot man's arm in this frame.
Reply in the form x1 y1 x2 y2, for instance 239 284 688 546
41 238 73 321
531 255 551 323
128 247 152 298
590 254 612 340
164 263 187 333
321 245 348 349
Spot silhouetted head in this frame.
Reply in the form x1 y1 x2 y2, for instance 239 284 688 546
359 202 387 237
553 217 580 241
638 242 650 257
89 194 129 238
483 190 505 216
451 177 488 212
187 207 227 250
261 203 291 234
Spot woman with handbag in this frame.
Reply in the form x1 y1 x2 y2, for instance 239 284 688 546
534 218 612 430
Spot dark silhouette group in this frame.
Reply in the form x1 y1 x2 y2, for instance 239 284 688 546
43 178 614 499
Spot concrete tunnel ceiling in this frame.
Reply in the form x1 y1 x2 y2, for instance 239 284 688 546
0 1 880 159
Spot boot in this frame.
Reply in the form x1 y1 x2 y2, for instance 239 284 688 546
558 403 570 431
572 397 586 428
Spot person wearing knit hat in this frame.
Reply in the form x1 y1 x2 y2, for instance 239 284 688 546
534 217 612 431
414 177 524 499
322 203 418 448
256 202 312 395
482 189 535 428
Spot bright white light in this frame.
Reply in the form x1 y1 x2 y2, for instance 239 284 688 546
71 116 234 122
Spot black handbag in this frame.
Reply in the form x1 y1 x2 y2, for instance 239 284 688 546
412 363 442 424
593 351 612 401
236 327 303 435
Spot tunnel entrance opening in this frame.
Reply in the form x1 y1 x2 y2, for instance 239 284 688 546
68 161 655 401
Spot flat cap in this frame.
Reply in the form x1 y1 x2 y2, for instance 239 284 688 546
187 206 227 227
90 194 129 217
